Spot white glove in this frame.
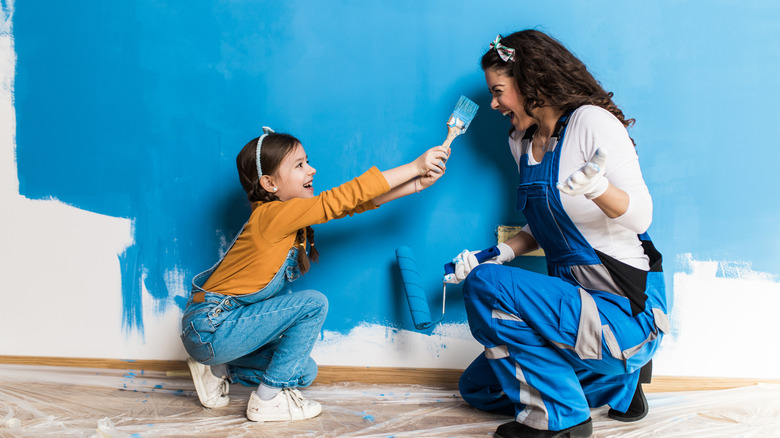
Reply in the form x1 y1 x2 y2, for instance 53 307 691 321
443 242 515 284
557 148 609 199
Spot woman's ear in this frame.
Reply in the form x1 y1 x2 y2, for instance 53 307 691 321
259 175 277 193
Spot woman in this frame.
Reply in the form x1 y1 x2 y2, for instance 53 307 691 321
448 30 668 438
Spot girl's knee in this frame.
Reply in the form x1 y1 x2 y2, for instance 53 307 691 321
300 290 328 315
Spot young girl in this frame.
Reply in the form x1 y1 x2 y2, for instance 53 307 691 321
181 127 449 422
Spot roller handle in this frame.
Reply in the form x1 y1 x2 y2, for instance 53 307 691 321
443 245 499 276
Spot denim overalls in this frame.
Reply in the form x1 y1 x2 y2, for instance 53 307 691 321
181 224 328 388
459 114 669 431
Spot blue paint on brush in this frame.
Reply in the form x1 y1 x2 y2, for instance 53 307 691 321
447 95 479 133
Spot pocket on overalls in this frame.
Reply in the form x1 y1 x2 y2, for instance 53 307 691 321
555 295 581 345
516 186 528 211
521 185 573 254
285 264 301 282
181 320 216 362
495 315 547 347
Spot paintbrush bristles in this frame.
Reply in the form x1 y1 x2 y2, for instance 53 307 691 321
447 95 479 134
441 95 479 149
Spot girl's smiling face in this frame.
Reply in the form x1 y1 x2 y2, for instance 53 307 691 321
271 142 316 201
485 67 537 132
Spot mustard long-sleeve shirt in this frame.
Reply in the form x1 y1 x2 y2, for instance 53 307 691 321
202 166 390 295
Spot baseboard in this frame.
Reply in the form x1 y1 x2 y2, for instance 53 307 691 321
2 355 778 393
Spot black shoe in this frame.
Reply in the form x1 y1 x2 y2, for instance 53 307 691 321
608 383 648 422
639 360 653 384
494 418 592 438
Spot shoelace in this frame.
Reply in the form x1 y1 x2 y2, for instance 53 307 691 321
284 388 304 409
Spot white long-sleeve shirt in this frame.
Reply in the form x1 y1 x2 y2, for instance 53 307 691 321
509 105 652 270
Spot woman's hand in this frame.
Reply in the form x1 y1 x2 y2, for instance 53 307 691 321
414 146 449 177
557 148 609 199
443 242 515 284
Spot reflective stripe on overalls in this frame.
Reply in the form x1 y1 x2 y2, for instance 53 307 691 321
461 114 669 431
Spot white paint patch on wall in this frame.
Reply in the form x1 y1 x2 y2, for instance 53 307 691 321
0 195 134 357
653 254 780 379
312 322 482 369
124 270 188 360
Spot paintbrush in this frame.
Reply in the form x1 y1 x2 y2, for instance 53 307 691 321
442 95 478 149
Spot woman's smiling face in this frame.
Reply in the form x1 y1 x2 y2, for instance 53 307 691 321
485 68 536 132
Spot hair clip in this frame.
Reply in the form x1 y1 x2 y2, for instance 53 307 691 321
490 35 515 63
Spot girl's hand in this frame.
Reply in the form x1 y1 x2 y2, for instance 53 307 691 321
418 164 445 190
414 146 449 177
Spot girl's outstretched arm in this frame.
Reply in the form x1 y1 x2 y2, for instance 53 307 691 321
374 146 449 206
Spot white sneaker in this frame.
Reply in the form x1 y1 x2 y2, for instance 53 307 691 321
246 388 322 422
186 357 230 408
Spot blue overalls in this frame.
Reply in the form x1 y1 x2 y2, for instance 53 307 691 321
459 114 669 431
181 224 328 389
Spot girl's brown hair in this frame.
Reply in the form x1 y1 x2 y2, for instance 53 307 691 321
482 30 635 136
236 133 319 273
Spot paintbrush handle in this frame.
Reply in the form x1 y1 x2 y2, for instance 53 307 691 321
442 125 461 149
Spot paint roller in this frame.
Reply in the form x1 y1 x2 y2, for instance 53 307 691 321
396 246 498 331
396 246 443 330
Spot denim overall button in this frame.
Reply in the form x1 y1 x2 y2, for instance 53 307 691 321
214 308 222 314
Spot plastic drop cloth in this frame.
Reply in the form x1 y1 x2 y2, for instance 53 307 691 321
1 364 780 437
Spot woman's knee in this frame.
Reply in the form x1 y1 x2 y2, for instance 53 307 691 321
458 354 514 415
463 264 506 300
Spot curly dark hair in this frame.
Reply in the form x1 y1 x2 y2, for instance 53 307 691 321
236 133 319 273
482 30 635 131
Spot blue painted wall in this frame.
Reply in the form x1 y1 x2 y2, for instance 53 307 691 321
14 1 780 337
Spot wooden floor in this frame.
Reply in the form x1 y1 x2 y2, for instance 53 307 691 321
1 364 780 437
